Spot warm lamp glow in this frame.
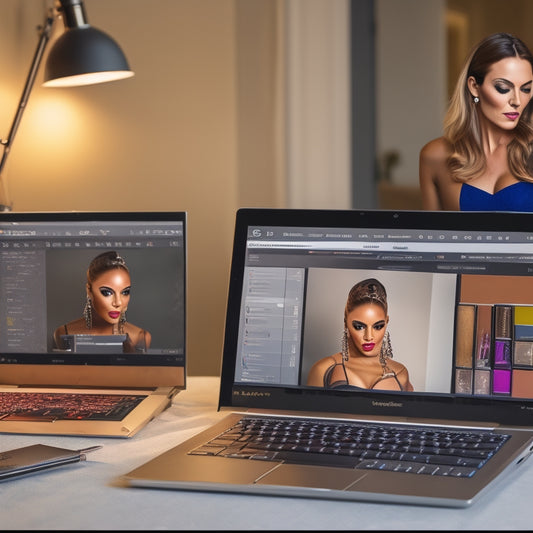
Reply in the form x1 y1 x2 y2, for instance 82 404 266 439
43 70 134 88
0 0 134 211
24 96 81 142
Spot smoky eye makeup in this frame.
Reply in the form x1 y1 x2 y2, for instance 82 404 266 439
351 320 386 330
98 286 131 297
493 79 532 94
494 82 511 94
99 286 114 297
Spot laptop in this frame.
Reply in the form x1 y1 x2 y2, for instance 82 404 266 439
121 207 533 506
0 211 186 438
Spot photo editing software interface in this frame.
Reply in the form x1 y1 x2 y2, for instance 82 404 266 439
234 223 533 399
0 217 185 367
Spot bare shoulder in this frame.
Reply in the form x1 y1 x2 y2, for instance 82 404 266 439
419 136 460 210
57 318 85 334
306 354 338 386
309 354 337 373
419 137 451 163
126 323 151 341
388 359 413 391
388 359 408 374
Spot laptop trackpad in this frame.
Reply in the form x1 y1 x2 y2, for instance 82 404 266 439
255 464 367 490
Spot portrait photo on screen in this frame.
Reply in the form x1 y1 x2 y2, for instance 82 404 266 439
301 268 458 393
45 248 184 355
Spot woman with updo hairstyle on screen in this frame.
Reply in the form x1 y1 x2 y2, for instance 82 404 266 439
306 278 413 391
53 251 151 353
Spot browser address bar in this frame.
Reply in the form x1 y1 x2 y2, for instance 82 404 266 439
247 240 533 253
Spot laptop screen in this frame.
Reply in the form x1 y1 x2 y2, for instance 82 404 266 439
220 208 533 426
0 211 186 388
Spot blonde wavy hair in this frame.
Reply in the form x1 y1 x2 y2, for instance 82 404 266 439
444 32 533 183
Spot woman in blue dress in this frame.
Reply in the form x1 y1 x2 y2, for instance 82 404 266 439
419 32 533 211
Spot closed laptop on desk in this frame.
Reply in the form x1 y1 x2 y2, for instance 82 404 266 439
0 211 186 438
122 208 533 506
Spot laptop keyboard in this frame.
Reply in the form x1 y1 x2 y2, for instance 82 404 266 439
189 416 511 477
0 391 147 422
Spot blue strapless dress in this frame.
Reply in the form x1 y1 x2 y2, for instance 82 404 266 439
460 182 533 211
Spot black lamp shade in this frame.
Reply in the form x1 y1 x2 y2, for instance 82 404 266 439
43 26 134 87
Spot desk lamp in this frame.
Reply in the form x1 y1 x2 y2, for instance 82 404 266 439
0 0 134 211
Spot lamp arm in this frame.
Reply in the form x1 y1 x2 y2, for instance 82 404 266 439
0 13 55 178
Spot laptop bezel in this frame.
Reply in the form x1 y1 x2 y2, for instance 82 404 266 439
219 207 533 426
0 210 187 390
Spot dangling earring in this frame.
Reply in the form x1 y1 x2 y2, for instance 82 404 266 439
83 297 92 329
119 310 126 333
473 96 479 103
341 327 349 362
379 331 393 366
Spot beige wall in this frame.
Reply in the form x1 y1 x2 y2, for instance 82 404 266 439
0 0 285 376
0 0 353 376
376 0 446 188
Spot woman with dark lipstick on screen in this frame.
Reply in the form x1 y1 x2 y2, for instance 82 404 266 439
419 32 533 211
53 251 151 353
306 278 413 391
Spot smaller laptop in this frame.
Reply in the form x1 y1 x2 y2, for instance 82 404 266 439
0 211 186 438
121 208 533 506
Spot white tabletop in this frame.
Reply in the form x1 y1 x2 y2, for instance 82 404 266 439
2 376 533 531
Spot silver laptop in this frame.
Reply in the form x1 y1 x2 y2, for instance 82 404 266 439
121 208 533 506
0 211 186 438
